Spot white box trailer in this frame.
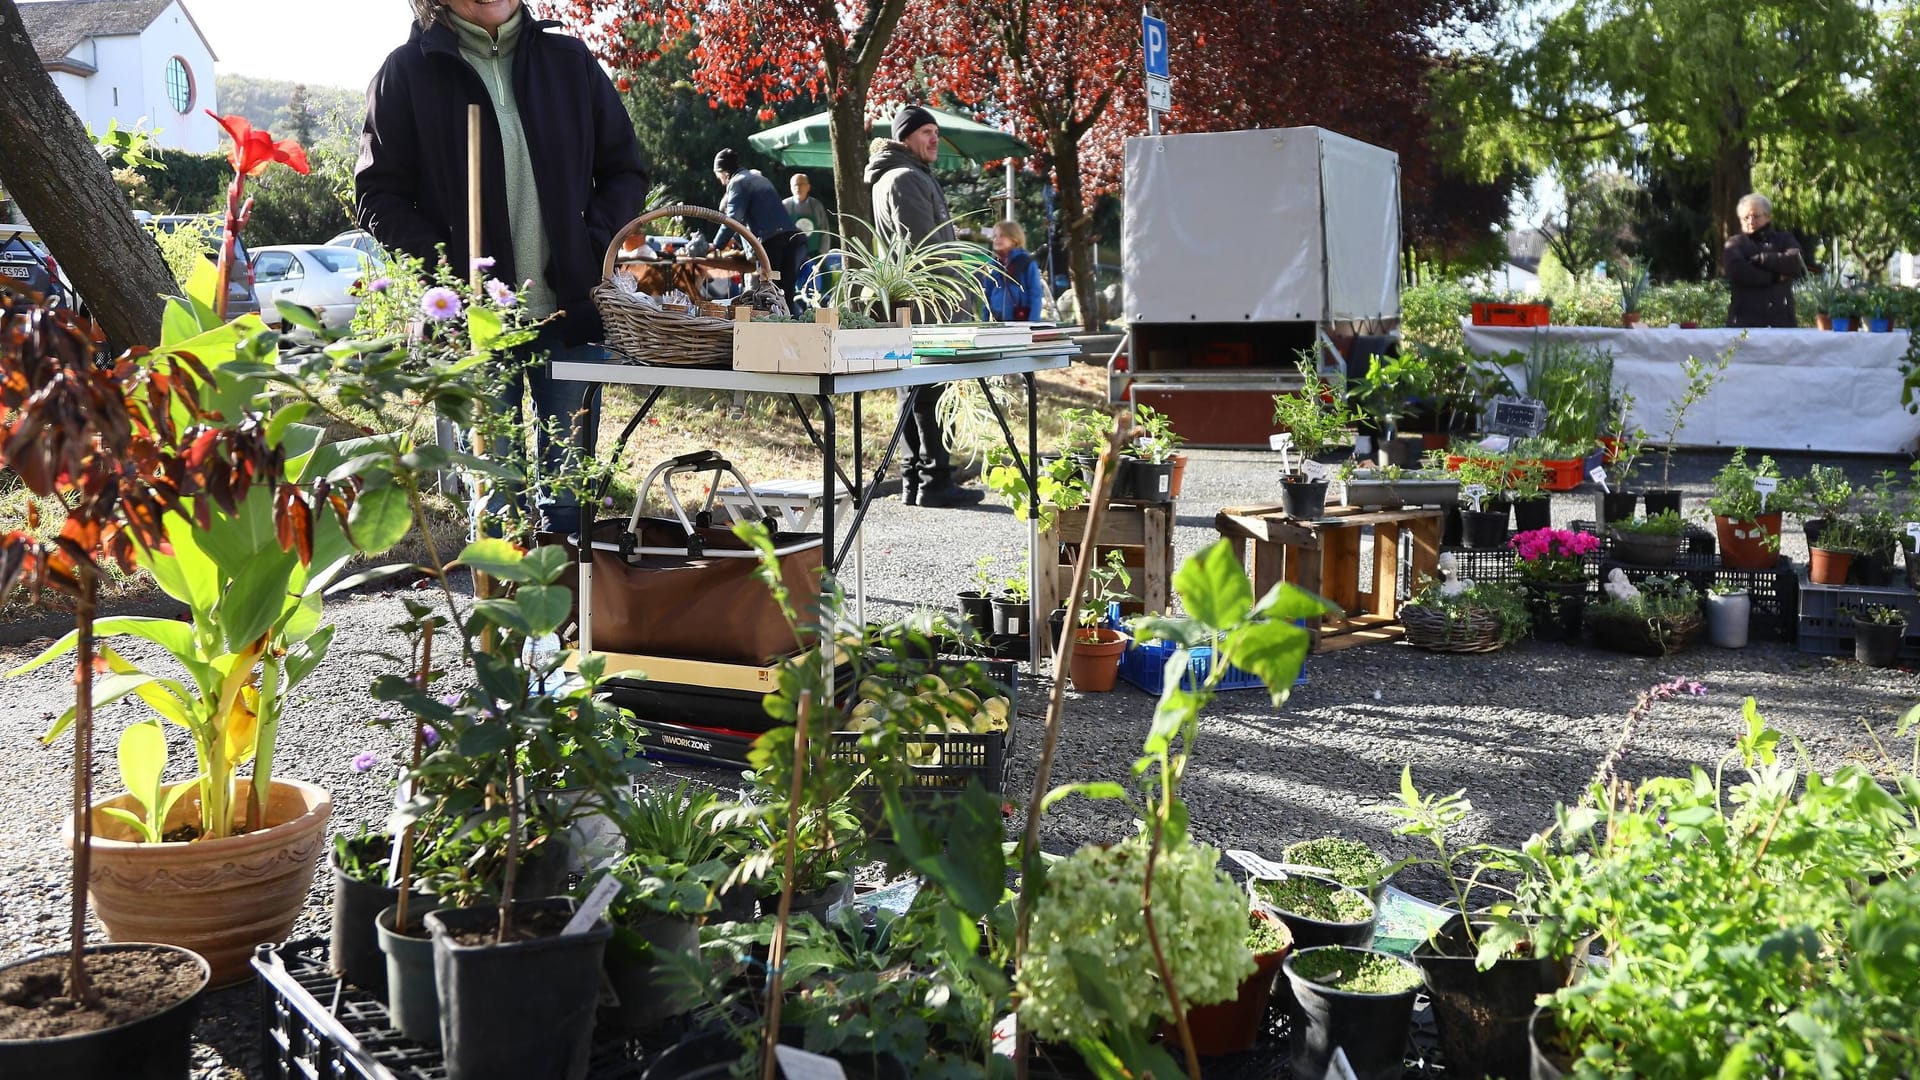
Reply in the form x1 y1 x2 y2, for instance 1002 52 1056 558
1112 126 1402 446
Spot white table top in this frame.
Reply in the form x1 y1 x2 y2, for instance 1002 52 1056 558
552 352 1073 394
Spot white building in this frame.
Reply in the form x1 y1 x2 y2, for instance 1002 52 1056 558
19 0 221 154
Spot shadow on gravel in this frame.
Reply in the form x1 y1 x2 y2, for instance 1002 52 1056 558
195 981 262 1076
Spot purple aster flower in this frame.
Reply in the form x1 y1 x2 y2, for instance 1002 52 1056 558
422 724 439 747
368 277 392 293
471 256 496 273
352 751 379 773
420 287 463 321
485 278 517 308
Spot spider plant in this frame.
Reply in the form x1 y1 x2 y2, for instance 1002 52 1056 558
813 214 993 324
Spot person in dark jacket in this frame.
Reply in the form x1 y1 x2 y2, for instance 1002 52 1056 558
355 0 648 536
712 149 803 310
981 220 1047 322
865 105 981 508
1722 193 1806 328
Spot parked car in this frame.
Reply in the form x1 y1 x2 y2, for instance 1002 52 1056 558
149 214 273 326
249 245 372 336
324 229 385 264
0 225 65 305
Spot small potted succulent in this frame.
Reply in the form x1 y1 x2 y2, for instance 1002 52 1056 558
1271 357 1358 520
1608 509 1686 566
1849 603 1909 668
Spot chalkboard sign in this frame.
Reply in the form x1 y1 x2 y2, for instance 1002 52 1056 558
1483 395 1548 438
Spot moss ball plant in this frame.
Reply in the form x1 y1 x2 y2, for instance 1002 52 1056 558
1281 838 1390 891
1018 833 1255 1045
1290 946 1423 995
1251 875 1374 924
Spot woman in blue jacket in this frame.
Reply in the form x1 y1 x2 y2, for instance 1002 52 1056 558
981 220 1047 322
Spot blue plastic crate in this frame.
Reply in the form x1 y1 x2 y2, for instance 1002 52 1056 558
1117 634 1307 695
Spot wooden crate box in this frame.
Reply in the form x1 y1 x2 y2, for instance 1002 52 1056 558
1038 502 1175 620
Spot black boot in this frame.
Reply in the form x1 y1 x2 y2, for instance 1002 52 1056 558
899 458 926 505
917 469 983 508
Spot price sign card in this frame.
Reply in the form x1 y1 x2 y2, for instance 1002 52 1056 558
1482 395 1547 438
1463 483 1488 512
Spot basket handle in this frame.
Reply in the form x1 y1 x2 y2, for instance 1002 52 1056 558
600 203 777 283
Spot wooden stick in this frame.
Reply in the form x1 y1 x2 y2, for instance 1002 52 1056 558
1012 413 1132 1079
464 104 498 633
763 691 813 1080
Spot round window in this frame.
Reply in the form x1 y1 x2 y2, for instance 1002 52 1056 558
165 56 193 113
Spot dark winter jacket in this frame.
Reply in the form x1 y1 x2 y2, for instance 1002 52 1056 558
864 142 955 248
982 247 1046 322
713 170 796 251
354 16 648 346
1722 226 1806 329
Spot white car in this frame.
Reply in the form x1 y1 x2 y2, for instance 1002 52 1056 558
249 245 371 335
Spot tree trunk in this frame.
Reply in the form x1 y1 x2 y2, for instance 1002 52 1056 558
0 0 179 352
1051 132 1100 332
828 89 873 245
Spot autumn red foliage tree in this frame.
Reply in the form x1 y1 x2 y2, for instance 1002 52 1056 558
556 0 908 237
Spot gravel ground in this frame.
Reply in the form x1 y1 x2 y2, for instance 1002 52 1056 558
1 447 1915 1076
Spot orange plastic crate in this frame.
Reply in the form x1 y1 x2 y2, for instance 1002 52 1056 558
1470 302 1550 327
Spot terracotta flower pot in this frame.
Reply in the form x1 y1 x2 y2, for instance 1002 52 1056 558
1067 628 1128 692
70 778 332 987
1808 547 1853 585
1181 911 1293 1056
1169 453 1188 499
1713 513 1782 571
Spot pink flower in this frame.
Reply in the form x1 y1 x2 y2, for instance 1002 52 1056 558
471 256 496 273
420 287 462 321
351 751 379 773
485 278 517 308
367 277 391 293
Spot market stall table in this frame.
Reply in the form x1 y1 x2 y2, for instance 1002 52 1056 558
554 353 1073 667
1462 323 1918 455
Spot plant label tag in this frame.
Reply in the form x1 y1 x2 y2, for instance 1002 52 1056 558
1589 465 1609 493
1330 1048 1361 1080
1475 435 1511 452
1463 483 1488 513
385 771 413 887
564 874 622 936
1906 522 1920 544
1268 433 1293 453
1482 395 1547 437
1300 459 1334 482
1226 849 1291 879
775 1046 850 1080
1753 475 1778 511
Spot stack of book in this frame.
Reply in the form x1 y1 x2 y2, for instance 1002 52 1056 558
910 322 1080 362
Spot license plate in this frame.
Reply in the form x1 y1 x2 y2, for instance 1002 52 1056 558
0 267 29 278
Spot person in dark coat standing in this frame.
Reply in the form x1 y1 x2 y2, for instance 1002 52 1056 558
865 104 981 508
1722 193 1806 328
712 149 804 310
356 0 648 537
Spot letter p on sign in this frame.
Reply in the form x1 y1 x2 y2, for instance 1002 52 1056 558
1143 14 1170 78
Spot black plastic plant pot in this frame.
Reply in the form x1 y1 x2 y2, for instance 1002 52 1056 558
0 943 209 1080
1853 619 1907 668
1526 582 1586 644
1608 530 1681 567
426 899 612 1080
1279 476 1330 521
1442 505 1463 548
377 903 444 1047
1851 548 1899 587
1248 874 1378 951
1529 1005 1572 1080
714 885 757 923
1510 496 1552 534
1804 517 1830 550
957 592 995 637
1641 490 1682 518
1068 452 1100 488
784 878 854 923
990 597 1030 638
1593 491 1638 527
1282 947 1421 1080
1047 608 1069 655
1459 509 1510 550
600 915 700 1036
1414 916 1569 1080
1123 460 1175 503
332 845 435 997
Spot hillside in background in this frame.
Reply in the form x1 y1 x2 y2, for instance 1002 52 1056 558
217 76 363 143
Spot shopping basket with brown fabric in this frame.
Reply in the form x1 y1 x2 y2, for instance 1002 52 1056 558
591 204 788 367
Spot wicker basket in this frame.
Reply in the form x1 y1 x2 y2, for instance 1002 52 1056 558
591 204 783 367
1399 603 1511 653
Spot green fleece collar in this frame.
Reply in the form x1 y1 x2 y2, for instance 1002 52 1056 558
446 5 524 54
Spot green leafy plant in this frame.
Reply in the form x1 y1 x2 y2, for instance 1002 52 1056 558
982 446 1087 532
1651 345 1733 488
1786 463 1857 523
1401 577 1532 645
1849 603 1908 628
1281 838 1391 892
1290 946 1424 994
1612 509 1684 536
1127 404 1184 464
1075 550 1132 634
1519 338 1613 448
1271 355 1359 464
1002 567 1030 604
1250 876 1372 923
816 214 991 323
1388 766 1525 959
1705 446 1788 521
1797 268 1845 316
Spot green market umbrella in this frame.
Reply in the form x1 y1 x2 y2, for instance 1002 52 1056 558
748 107 1032 170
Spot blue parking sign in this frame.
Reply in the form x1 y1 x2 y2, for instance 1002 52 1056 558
1142 13 1169 78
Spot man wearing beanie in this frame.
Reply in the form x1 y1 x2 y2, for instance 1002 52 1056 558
865 105 982 508
712 148 804 309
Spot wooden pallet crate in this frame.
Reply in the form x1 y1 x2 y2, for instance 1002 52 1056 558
1037 502 1175 620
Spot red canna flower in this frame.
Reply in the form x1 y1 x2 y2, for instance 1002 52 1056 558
206 111 310 177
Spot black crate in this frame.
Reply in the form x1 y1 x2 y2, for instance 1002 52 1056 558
830 658 1018 797
1597 557 1798 642
1436 546 1598 597
254 940 646 1080
1795 573 1920 658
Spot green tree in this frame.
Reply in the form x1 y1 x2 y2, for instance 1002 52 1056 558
1536 168 1641 280
1439 0 1885 242
286 84 317 148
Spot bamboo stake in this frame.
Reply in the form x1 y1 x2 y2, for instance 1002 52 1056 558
1012 412 1132 1079
762 691 813 1080
465 103 498 632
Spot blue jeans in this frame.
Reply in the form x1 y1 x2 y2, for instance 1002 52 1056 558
477 325 604 539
